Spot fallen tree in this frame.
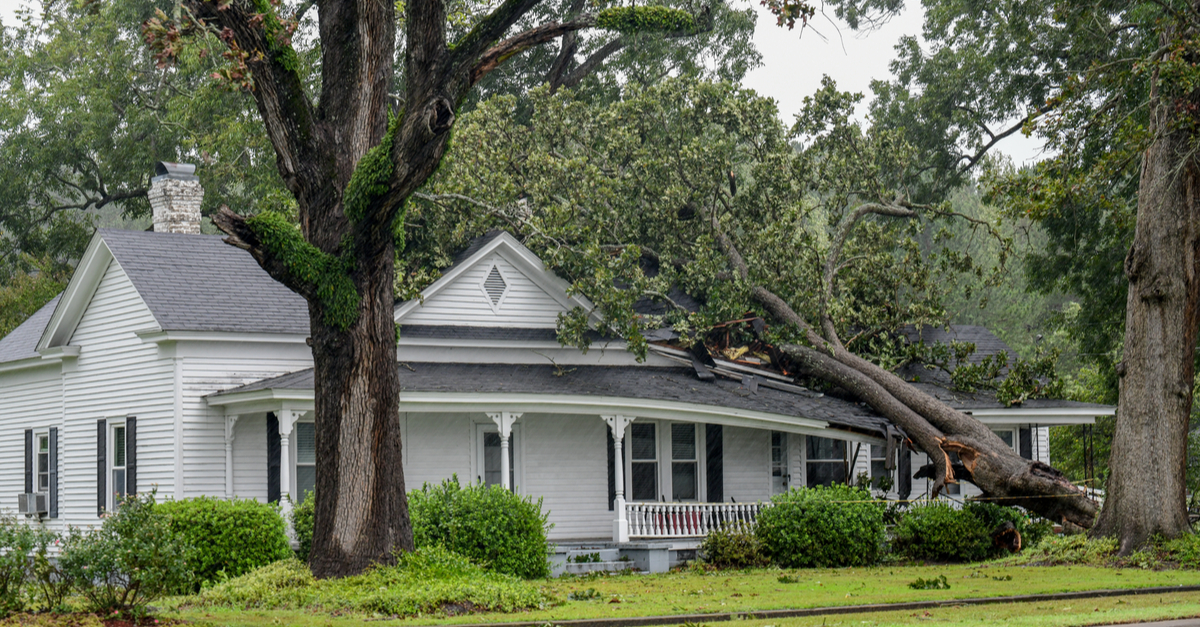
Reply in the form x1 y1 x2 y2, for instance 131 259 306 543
414 76 1100 526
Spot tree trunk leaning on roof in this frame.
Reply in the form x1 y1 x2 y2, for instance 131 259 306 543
713 203 1100 529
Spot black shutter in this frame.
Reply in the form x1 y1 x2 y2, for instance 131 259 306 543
267 412 281 503
1019 427 1033 460
23 429 32 494
606 428 615 511
706 424 723 503
97 419 106 517
126 417 137 495
896 441 912 501
48 427 58 518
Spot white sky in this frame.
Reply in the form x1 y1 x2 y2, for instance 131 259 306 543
0 0 1043 164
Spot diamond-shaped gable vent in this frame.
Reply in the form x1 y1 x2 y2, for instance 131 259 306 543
482 265 508 307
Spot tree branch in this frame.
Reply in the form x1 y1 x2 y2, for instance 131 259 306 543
471 17 598 85
211 205 316 301
820 201 917 347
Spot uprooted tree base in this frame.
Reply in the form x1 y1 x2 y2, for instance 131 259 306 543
714 233 1099 529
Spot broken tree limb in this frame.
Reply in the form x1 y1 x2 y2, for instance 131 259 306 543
713 225 1099 527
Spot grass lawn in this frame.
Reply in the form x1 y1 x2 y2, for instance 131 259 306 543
170 564 1200 627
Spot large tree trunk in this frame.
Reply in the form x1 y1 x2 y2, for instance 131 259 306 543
1091 64 1200 552
307 243 414 578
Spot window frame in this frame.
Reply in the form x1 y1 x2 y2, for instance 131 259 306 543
869 443 890 491
108 419 127 511
295 421 316 503
770 431 789 495
804 435 847 488
35 430 50 494
624 421 706 502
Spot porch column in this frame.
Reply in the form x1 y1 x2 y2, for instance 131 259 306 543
487 411 521 490
602 415 634 542
278 409 299 517
224 415 240 498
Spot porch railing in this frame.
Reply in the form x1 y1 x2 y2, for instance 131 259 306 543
626 502 768 538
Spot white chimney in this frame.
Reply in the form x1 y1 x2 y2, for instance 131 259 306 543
148 162 203 234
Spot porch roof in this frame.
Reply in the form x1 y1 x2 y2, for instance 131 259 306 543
208 362 892 437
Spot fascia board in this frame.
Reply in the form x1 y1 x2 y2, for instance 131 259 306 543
205 388 314 410
37 234 116 351
396 337 599 349
137 330 309 345
966 406 1112 422
0 356 59 375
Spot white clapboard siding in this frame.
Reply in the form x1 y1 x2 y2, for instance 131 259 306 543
0 365 63 527
402 413 473 490
231 413 268 501
62 259 174 527
403 255 567 328
519 414 609 540
723 427 770 504
182 355 313 498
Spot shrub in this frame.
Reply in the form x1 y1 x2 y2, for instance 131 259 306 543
1157 534 1200 568
59 493 193 617
157 496 293 586
893 502 991 563
0 515 41 615
699 522 768 569
191 547 550 616
894 502 1056 563
410 479 551 578
963 502 1054 550
755 485 885 568
291 490 315 562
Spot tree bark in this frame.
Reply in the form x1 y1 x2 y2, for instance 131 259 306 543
1091 61 1200 552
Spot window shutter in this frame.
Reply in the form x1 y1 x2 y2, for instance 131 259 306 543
97 419 106 517
126 417 137 495
606 429 615 511
24 429 32 495
896 442 912 501
1019 427 1033 460
267 412 281 503
705 424 723 503
48 428 58 518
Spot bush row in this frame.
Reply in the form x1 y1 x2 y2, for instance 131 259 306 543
292 478 552 579
700 485 1056 568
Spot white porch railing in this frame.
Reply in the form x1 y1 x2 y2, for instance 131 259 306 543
626 502 768 538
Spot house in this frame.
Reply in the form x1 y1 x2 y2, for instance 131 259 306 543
0 164 1114 572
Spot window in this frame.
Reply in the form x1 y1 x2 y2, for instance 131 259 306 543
771 432 789 494
806 436 846 487
993 429 1014 449
870 444 890 490
111 422 127 506
476 424 520 489
671 424 698 501
296 422 315 503
630 423 658 501
36 433 49 493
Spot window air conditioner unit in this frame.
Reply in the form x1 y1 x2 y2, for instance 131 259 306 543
18 492 47 517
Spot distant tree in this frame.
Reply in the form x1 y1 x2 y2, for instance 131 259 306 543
861 0 1200 550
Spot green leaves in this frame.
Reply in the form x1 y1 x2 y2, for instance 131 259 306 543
157 496 294 587
756 485 886 568
596 6 696 34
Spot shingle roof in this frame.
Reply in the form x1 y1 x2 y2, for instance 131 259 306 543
100 229 309 335
908 382 1111 411
0 294 61 365
213 362 893 435
899 325 1016 363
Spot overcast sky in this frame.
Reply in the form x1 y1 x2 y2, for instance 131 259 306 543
0 0 1043 163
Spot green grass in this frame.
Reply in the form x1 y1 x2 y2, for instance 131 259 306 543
169 563 1200 626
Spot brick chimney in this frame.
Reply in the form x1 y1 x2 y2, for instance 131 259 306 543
148 162 203 234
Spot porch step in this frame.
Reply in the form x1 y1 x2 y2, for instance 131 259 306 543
562 560 634 575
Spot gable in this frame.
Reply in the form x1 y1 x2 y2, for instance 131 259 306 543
400 253 570 328
69 257 160 346
395 232 594 329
